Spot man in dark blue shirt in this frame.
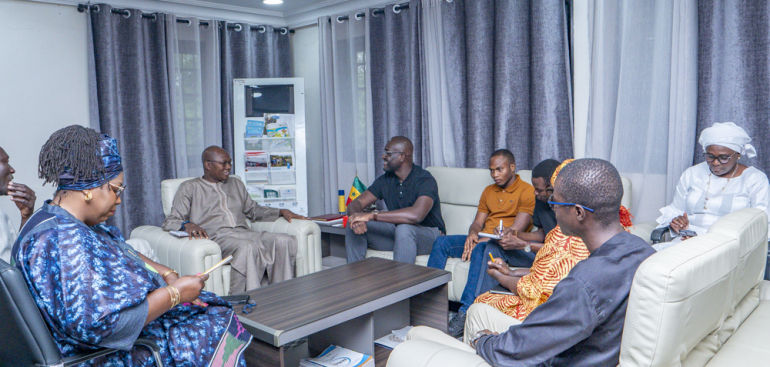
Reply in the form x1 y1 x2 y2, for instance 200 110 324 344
345 136 445 264
407 158 655 367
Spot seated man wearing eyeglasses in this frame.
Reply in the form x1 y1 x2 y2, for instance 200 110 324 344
163 146 308 294
407 158 656 366
346 136 445 264
653 122 770 252
426 157 560 338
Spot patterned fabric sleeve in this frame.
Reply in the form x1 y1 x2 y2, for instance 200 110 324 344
19 223 155 352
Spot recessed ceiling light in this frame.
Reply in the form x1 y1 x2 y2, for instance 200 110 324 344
263 0 283 4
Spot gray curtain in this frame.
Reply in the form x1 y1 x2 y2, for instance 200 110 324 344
440 0 573 169
219 22 291 158
697 1 770 173
89 5 176 234
369 3 426 168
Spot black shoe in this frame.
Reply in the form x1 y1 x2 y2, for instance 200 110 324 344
448 312 466 339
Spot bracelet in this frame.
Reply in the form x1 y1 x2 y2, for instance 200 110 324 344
166 285 181 307
513 230 518 237
161 269 178 278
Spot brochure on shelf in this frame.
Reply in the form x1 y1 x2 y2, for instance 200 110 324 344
246 185 264 199
299 345 374 367
270 138 293 152
280 187 296 198
270 171 296 185
269 153 294 169
244 151 268 171
245 139 267 150
245 119 265 138
374 326 413 350
245 171 269 183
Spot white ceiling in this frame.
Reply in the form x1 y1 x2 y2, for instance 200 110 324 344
188 0 333 14
31 0 395 27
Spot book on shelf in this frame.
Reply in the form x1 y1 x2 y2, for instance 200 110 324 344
299 345 374 367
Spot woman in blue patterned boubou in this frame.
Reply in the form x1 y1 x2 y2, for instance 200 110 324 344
12 125 252 367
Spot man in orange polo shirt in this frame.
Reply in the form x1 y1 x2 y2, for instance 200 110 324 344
427 149 536 338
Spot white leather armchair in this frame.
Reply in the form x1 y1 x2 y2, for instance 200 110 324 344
130 176 321 296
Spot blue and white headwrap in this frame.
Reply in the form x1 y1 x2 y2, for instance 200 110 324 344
58 134 123 191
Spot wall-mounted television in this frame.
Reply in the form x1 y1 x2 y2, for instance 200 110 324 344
245 84 295 117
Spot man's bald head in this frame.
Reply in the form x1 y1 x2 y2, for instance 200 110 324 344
388 136 413 156
201 146 232 182
202 146 228 164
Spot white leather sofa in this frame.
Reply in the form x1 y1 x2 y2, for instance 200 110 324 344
366 166 635 302
386 208 770 367
129 176 322 296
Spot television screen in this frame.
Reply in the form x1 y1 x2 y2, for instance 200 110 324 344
245 84 294 116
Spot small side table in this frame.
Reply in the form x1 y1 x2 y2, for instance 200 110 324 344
319 224 348 268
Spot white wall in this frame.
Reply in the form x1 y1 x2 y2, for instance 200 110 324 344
291 24 323 216
0 0 90 229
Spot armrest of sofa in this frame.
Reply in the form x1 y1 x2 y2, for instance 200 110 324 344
628 221 657 245
758 280 770 301
130 225 226 294
387 340 490 367
249 218 322 277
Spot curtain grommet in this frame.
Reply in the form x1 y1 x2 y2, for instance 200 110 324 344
182 17 191 26
336 15 346 23
258 25 266 33
280 28 288 35
393 4 402 13
151 14 158 21
234 23 242 31
92 4 100 13
355 12 364 20
122 9 131 19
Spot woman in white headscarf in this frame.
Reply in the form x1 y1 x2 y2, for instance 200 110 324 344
653 122 770 251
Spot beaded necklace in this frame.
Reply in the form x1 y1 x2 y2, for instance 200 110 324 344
703 166 738 210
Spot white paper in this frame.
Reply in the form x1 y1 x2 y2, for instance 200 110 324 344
299 345 373 367
374 326 413 350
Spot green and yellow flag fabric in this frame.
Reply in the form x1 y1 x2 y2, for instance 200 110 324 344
346 176 367 205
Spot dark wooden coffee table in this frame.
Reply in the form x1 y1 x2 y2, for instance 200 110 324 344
235 257 451 367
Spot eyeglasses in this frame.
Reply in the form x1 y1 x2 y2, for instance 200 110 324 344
207 160 232 167
703 152 736 164
109 183 127 198
384 151 404 157
547 200 595 212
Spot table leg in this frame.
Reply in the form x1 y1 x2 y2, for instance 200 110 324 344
410 283 449 333
309 312 375 357
245 339 284 367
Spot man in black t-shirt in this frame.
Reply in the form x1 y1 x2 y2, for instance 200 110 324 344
345 136 445 264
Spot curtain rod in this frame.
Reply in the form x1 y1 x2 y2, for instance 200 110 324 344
77 4 294 34
334 2 410 22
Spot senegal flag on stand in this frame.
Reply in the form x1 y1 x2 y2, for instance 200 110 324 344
347 176 367 205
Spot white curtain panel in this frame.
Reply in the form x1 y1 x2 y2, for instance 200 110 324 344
420 0 458 168
572 0 698 223
319 13 376 213
166 15 223 178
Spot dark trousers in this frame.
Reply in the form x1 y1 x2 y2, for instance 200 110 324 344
345 221 441 264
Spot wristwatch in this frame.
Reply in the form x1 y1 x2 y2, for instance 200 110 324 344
471 330 489 348
372 209 379 221
524 241 532 253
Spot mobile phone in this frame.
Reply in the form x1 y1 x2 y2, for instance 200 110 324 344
221 294 251 304
679 229 698 237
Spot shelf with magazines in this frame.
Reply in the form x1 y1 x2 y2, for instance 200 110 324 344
234 78 307 215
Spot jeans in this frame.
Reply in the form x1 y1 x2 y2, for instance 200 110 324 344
427 236 536 314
